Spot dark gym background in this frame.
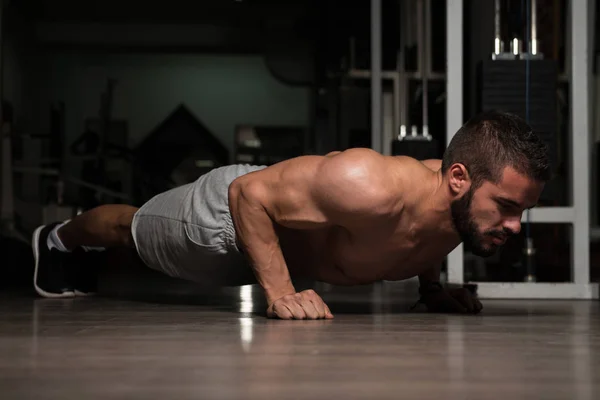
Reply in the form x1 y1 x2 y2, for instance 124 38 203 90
1 0 598 290
0 1 599 398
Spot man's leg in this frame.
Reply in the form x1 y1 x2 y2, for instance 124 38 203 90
32 204 138 298
57 205 138 250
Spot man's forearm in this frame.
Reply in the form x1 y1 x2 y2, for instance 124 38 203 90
229 182 296 304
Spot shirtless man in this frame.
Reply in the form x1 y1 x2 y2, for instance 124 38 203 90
32 110 550 319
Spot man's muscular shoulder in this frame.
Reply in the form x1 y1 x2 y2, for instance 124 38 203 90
320 148 389 184
318 149 396 198
314 149 403 221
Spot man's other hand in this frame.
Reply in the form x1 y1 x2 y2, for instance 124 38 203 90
420 284 483 314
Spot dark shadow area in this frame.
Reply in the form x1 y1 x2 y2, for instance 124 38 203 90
2 239 591 319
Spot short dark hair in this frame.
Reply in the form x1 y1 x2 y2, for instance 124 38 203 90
441 110 551 188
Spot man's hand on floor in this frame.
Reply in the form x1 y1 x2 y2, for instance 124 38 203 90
419 283 483 314
267 289 334 320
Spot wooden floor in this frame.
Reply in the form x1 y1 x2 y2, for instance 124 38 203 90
1 283 598 400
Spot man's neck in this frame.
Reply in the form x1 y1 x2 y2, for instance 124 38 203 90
412 170 459 240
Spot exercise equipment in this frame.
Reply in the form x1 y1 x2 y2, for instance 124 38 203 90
479 0 559 283
391 0 440 161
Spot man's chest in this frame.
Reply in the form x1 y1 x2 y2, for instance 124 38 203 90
328 224 453 281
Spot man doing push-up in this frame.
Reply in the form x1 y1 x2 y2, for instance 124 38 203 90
32 111 550 319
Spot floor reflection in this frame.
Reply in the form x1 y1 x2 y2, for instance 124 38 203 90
239 284 254 315
0 288 598 399
239 285 255 352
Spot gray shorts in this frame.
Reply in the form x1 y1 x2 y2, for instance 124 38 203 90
131 164 266 286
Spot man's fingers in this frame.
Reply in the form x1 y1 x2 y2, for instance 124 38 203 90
421 288 483 315
459 291 475 312
449 298 468 313
271 298 305 320
288 298 308 319
309 298 326 319
438 294 467 313
268 290 333 320
293 292 317 319
305 290 333 319
271 303 293 320
460 291 483 314
473 298 483 314
303 290 327 318
450 289 479 313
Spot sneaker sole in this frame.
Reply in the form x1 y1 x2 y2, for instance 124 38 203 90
74 290 97 297
32 225 75 299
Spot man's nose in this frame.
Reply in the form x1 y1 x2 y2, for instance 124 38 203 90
504 217 522 236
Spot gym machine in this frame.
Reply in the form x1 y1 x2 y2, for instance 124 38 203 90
390 0 440 161
444 0 597 299
342 0 444 160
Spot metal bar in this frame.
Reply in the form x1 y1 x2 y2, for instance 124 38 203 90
446 0 464 284
416 0 424 80
422 0 430 137
425 0 433 78
531 0 538 54
348 69 399 80
383 92 394 156
398 0 407 138
520 207 575 223
591 0 598 229
494 0 502 54
393 75 401 140
371 0 382 153
473 282 599 299
570 0 590 285
348 69 445 81
565 0 572 79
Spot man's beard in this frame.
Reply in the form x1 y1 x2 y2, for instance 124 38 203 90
450 187 505 257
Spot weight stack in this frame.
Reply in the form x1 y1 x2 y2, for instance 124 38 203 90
392 137 440 160
478 59 559 201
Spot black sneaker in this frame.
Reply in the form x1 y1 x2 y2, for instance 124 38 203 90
32 223 75 298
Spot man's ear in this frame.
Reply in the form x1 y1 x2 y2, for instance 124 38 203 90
447 163 471 196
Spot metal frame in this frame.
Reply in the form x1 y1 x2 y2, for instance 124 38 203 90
445 0 598 299
446 0 465 285
371 0 382 154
